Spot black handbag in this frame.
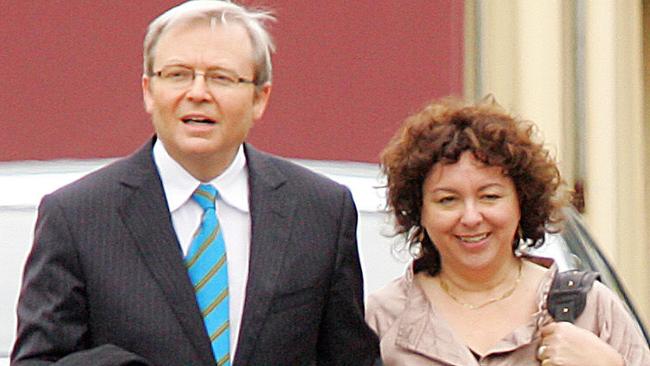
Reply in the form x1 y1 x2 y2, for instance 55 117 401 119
546 270 599 323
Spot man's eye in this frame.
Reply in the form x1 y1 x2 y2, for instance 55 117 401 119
208 73 236 83
164 70 191 79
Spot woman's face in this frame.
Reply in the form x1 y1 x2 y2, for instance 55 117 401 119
420 151 521 274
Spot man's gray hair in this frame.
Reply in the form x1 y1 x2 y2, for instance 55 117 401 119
143 0 276 86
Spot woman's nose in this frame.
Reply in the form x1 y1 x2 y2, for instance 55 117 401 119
460 203 482 226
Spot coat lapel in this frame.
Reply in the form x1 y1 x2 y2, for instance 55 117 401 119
233 145 297 366
116 140 215 366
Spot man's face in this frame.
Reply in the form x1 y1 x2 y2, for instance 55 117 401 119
143 20 271 172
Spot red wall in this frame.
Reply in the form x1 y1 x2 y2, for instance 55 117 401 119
2 1 463 163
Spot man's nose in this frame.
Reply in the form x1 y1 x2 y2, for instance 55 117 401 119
186 73 212 101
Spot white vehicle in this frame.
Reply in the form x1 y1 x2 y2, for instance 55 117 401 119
1 158 647 364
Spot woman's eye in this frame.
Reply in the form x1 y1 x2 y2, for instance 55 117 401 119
437 196 456 205
482 194 501 200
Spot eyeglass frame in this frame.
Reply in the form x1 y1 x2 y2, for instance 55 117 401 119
149 65 257 90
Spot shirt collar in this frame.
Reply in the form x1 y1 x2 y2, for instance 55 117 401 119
153 140 250 213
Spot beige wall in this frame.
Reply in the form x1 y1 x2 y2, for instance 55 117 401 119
466 0 649 326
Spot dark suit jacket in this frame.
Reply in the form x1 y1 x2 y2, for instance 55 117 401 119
11 139 379 366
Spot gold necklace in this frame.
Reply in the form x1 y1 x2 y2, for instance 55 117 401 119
439 261 523 310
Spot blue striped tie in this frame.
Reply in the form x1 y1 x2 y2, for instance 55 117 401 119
185 184 230 366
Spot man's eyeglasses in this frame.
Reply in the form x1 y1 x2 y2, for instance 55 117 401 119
152 66 255 90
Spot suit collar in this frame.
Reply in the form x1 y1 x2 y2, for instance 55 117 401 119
119 140 300 366
242 143 287 190
117 138 216 366
233 144 297 366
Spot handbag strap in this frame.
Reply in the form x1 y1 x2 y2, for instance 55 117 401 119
546 270 599 323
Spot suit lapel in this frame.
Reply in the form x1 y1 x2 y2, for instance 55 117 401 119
233 145 297 366
117 140 215 366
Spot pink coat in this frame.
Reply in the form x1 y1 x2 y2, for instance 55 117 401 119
366 261 650 366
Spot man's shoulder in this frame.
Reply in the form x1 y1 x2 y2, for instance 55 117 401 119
47 143 153 203
245 145 347 193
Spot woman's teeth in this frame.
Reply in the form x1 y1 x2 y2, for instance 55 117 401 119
458 233 488 243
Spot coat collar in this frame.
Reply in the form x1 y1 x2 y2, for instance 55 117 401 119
393 264 473 365
117 138 216 366
392 260 558 365
117 140 299 366
232 144 298 366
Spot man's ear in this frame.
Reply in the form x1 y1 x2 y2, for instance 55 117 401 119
252 83 272 120
142 75 154 114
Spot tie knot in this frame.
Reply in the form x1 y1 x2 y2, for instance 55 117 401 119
192 184 217 210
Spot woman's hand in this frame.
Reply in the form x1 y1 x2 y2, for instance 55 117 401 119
537 322 624 366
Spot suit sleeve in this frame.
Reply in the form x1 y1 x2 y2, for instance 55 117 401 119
315 189 380 365
11 195 150 366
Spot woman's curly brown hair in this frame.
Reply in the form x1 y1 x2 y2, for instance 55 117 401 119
381 97 569 275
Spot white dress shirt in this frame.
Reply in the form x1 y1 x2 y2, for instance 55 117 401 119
153 140 250 358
